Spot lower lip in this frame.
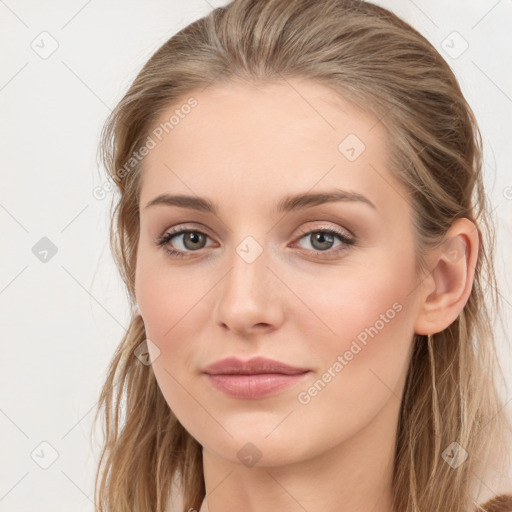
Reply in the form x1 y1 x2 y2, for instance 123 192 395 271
204 372 310 399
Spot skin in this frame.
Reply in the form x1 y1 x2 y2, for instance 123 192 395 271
134 78 479 512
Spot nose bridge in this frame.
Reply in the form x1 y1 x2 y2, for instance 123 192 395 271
212 232 283 333
224 234 270 302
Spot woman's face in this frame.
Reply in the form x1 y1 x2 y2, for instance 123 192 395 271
135 78 424 467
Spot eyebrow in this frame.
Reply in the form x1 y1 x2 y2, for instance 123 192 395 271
143 189 377 214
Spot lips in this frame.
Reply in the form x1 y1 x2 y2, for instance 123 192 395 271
201 356 309 376
201 356 311 399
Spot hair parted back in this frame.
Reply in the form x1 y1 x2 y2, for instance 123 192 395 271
93 1 512 511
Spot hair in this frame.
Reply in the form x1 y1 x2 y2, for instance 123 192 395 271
92 1 512 511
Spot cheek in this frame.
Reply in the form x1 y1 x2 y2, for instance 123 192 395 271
289 247 417 380
135 251 208 340
300 255 411 319
135 261 207 433
134 255 213 389
288 271 415 443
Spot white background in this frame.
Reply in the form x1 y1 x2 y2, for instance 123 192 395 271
0 1 511 510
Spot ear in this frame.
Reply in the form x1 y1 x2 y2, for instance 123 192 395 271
414 217 480 336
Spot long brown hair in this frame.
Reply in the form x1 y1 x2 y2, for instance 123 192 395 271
92 1 512 510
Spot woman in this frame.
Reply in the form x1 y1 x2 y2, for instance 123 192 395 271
93 0 512 510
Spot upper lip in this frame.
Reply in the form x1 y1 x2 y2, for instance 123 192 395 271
202 356 310 375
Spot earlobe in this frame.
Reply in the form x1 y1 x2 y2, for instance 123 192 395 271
414 218 479 336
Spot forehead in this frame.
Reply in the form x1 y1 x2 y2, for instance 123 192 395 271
138 78 404 216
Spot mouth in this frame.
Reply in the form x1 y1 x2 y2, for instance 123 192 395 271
201 356 311 399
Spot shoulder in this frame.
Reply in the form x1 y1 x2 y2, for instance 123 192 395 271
476 494 512 512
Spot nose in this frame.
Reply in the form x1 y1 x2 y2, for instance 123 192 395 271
211 242 285 337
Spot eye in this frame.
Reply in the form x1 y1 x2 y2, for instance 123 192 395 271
155 225 355 259
293 227 355 257
155 228 214 258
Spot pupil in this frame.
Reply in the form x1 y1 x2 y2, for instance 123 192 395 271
185 232 204 250
312 232 333 250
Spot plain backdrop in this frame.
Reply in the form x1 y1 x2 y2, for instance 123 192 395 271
0 1 511 510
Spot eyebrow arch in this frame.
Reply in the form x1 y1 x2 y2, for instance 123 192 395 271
143 189 377 214
276 190 376 213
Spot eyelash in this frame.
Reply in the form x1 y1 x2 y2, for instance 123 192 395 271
155 226 355 259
